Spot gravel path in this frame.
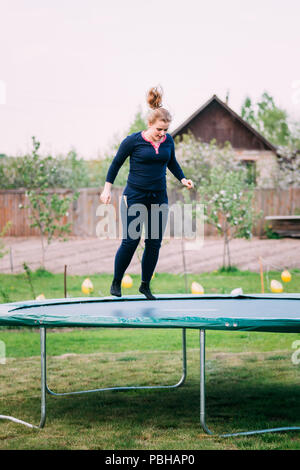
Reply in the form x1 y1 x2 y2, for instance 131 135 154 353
1 236 300 275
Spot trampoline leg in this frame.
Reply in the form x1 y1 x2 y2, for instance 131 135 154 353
199 329 213 435
0 327 46 429
198 329 300 438
46 328 187 397
39 327 47 428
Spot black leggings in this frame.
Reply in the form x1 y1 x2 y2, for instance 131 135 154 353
114 184 169 283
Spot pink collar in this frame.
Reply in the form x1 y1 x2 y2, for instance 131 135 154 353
141 131 166 154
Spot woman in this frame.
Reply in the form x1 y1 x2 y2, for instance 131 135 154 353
100 86 194 299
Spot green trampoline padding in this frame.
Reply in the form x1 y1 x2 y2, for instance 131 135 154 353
1 293 300 332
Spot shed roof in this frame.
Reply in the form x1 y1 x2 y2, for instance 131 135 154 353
171 94 277 153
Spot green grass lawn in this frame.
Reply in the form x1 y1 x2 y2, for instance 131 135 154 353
0 269 300 450
1 266 300 303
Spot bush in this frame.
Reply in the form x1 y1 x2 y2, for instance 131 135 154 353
0 145 91 190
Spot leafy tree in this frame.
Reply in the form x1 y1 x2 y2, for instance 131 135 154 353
241 92 300 190
128 106 147 134
0 221 12 259
0 148 90 189
19 137 79 268
276 144 300 189
241 92 292 147
199 166 260 269
171 133 262 269
54 149 90 189
169 131 242 190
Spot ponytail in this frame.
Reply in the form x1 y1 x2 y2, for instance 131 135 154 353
146 86 172 124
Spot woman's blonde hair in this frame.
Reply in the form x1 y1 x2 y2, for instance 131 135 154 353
146 86 172 125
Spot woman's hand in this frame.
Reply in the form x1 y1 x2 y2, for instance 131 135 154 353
181 178 194 190
100 182 112 204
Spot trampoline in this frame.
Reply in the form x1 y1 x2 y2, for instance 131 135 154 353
1 293 300 437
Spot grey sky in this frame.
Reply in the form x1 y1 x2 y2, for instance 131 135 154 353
0 0 299 159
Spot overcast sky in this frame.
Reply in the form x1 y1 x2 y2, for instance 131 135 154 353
0 0 299 159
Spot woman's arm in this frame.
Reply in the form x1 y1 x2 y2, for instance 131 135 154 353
100 181 112 204
106 135 133 184
167 139 194 189
100 135 133 204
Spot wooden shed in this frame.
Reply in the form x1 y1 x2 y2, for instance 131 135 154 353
171 94 279 187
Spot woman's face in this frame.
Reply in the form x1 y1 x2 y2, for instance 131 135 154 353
148 119 169 141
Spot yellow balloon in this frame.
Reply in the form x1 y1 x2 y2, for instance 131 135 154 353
36 293 46 301
81 278 94 294
281 270 292 283
231 288 243 296
122 274 133 288
270 279 283 293
191 281 204 294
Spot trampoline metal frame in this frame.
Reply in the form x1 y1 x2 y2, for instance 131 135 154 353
1 326 300 436
1 327 187 429
199 329 300 437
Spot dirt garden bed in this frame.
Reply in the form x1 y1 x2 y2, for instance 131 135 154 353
1 236 300 275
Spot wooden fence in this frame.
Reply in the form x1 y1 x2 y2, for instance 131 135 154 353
1 187 300 237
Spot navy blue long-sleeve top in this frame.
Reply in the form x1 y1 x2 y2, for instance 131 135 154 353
105 131 185 191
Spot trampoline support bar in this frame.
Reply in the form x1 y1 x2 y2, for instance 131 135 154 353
45 328 187 397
